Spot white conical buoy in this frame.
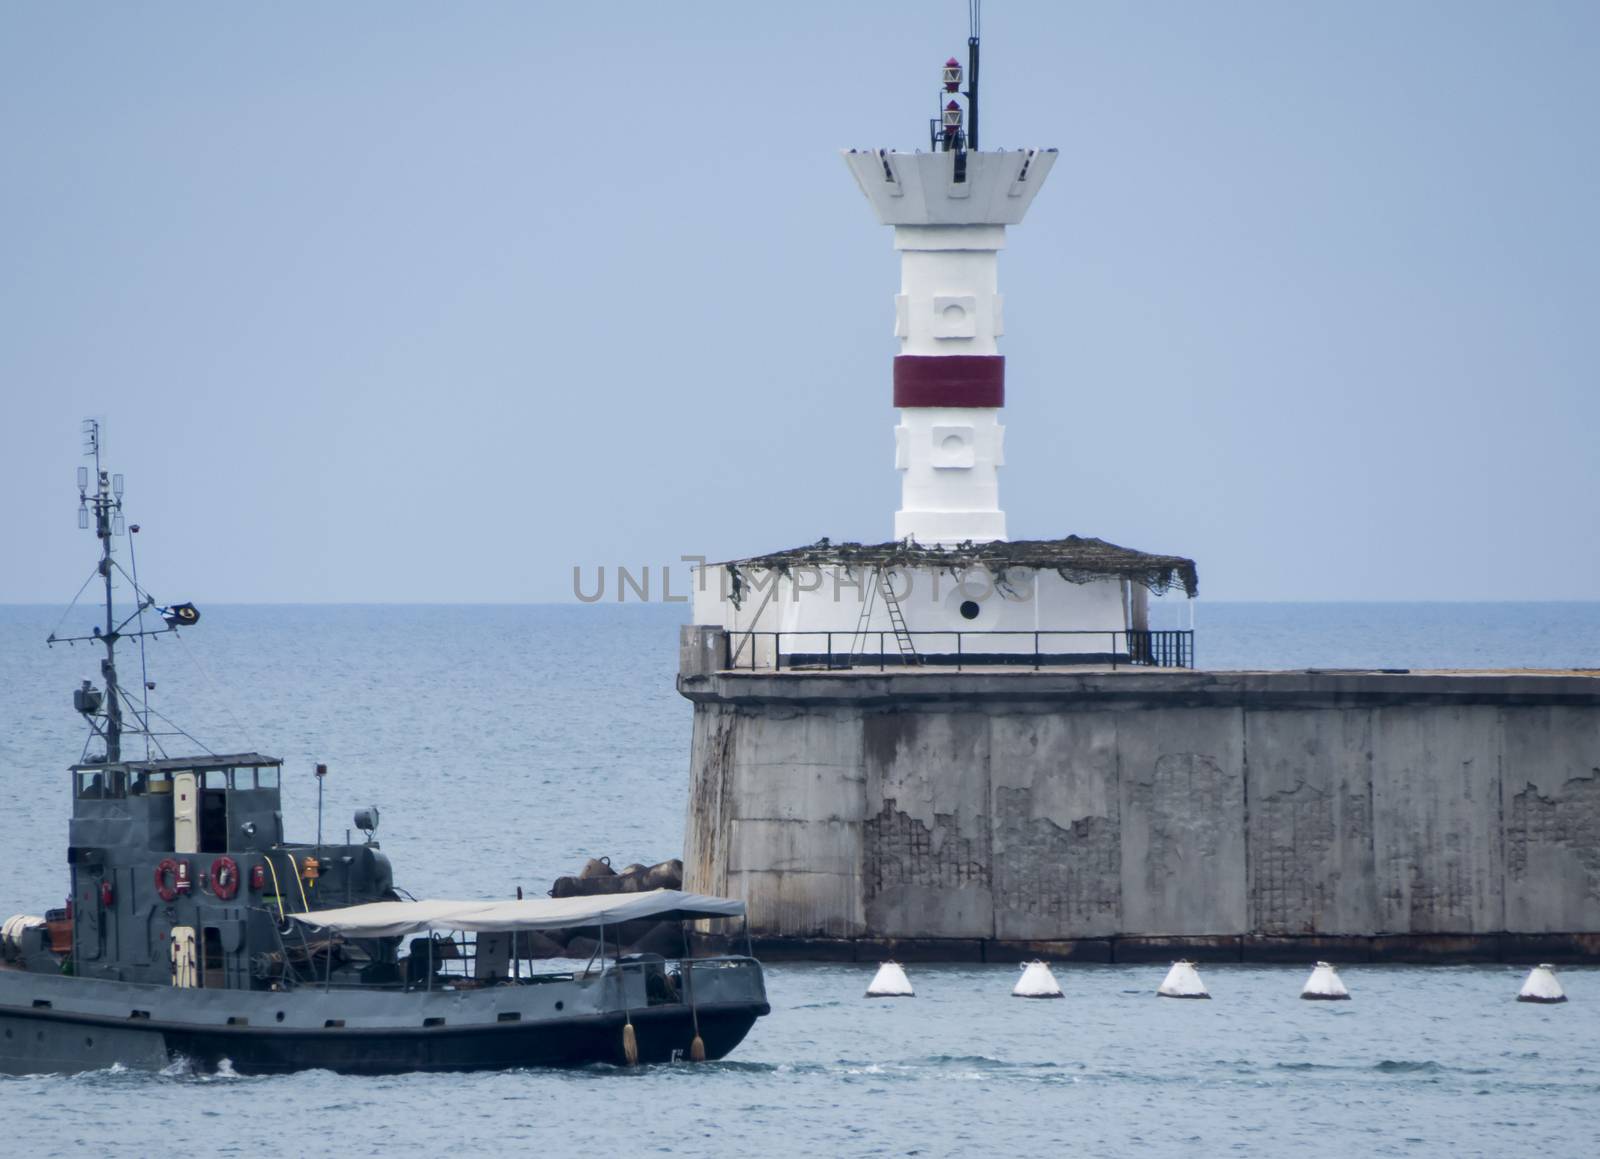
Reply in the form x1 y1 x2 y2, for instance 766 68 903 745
865 961 914 997
1517 964 1567 1004
1011 960 1063 999
1157 960 1210 999
1300 961 1350 1000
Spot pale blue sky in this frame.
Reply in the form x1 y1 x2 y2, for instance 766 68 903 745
2 1 1596 603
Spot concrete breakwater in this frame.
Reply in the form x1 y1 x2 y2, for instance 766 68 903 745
679 628 1600 962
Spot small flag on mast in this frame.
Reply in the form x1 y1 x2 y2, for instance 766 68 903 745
160 602 200 627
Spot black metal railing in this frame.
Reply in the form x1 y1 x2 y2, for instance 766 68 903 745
723 629 1194 672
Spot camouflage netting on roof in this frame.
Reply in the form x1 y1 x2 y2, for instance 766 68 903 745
719 536 1198 604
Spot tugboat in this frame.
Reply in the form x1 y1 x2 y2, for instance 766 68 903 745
0 422 769 1075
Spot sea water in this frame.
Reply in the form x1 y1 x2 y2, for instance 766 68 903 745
0 602 1596 1157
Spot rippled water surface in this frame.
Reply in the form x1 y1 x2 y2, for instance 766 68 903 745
2 963 1596 1157
1 603 1597 1157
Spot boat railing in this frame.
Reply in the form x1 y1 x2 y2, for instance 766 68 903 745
256 909 758 996
391 931 757 998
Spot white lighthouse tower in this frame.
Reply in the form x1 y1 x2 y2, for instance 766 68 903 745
843 131 1054 546
691 29 1195 666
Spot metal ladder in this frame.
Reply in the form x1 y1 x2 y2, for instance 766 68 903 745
848 567 920 666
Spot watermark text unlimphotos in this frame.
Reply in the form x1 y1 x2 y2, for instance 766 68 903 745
572 557 1031 606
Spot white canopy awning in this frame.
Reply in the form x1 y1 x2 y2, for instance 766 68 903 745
286 889 745 939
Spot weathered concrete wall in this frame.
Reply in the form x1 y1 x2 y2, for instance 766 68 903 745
1244 708 1378 935
680 638 1600 960
990 711 1122 939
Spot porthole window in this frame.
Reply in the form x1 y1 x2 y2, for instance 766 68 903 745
959 600 981 621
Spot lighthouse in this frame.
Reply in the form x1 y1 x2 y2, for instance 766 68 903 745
676 16 1600 967
690 35 1195 667
841 91 1055 546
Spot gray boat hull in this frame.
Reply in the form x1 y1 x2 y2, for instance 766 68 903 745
0 957 768 1075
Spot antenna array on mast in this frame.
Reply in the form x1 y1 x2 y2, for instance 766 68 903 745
54 420 209 763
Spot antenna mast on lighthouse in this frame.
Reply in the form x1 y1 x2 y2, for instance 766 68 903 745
932 2 982 153
966 0 980 150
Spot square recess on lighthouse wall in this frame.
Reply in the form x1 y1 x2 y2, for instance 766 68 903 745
930 424 976 469
932 295 978 338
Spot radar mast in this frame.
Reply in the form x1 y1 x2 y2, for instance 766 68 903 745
82 419 124 762
51 419 204 763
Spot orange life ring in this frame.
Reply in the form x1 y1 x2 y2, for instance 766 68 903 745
211 855 240 901
154 857 185 902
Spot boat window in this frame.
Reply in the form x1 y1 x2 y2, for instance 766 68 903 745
256 767 279 789
103 770 127 798
75 771 103 799
129 771 168 795
204 769 230 790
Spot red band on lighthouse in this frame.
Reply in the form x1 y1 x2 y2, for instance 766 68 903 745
893 355 1004 408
